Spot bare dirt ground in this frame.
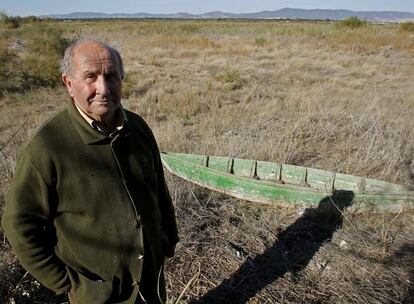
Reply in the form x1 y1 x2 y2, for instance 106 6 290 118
0 19 413 303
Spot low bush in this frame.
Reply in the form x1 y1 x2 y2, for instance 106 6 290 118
1 13 42 29
216 69 242 84
216 68 246 90
255 37 267 47
399 21 414 32
0 24 70 93
0 12 21 29
336 16 367 29
21 16 41 25
0 13 69 93
22 25 70 86
6 18 20 29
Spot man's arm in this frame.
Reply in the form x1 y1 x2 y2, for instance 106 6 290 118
157 160 179 257
1 152 70 294
133 112 180 256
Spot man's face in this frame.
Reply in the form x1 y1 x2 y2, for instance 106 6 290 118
62 43 123 123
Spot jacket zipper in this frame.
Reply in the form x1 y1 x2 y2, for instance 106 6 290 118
110 133 142 228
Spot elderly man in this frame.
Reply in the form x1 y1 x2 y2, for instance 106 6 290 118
1 39 179 303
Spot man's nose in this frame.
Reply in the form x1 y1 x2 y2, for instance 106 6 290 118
95 75 110 95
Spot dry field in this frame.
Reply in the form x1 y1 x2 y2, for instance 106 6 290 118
0 19 414 303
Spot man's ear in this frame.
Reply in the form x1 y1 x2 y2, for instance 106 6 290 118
62 74 74 98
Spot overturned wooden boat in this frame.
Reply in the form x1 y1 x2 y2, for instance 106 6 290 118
161 152 414 211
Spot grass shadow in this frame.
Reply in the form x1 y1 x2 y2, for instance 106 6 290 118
191 190 354 304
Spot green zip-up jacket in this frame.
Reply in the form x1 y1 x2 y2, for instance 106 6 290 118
1 102 179 303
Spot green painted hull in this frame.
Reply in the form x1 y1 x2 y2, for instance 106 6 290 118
161 152 414 211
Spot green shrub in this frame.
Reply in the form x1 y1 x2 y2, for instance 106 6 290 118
336 16 367 29
21 16 41 24
0 12 21 29
255 37 267 47
217 69 242 83
23 25 70 86
216 68 246 90
0 13 41 28
0 23 70 93
399 22 414 32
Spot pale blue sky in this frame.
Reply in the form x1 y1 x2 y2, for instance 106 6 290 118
1 0 414 16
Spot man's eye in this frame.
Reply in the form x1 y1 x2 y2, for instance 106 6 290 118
107 73 119 80
84 74 97 80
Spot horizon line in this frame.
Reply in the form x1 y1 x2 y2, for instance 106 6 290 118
5 7 414 17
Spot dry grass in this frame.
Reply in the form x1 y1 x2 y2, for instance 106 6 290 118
167 180 414 303
0 19 413 303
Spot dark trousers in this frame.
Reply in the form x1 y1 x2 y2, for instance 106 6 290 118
135 234 166 304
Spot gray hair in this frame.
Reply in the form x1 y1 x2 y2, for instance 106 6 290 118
60 38 124 79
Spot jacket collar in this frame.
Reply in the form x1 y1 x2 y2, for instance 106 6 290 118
74 103 127 135
67 101 115 144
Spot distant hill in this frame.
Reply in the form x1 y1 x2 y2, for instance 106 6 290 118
44 8 414 22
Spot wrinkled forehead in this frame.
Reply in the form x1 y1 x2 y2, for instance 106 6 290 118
73 42 120 71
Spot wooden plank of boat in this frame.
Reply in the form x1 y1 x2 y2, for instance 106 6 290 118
161 152 414 211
